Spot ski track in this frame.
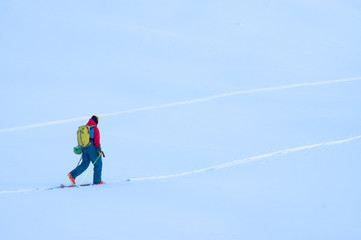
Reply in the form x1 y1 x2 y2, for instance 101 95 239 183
1 135 360 195
1 76 361 133
121 135 361 182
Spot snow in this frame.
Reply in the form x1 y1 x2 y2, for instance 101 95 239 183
1 0 361 239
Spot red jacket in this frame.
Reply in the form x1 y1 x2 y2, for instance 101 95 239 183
87 118 101 148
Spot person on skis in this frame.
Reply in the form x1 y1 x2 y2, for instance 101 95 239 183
68 115 104 185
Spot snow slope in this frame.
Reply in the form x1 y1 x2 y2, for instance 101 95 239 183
1 0 361 239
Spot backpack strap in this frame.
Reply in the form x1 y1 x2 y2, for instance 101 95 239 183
89 126 95 140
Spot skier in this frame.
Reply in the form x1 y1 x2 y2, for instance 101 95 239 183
68 115 104 185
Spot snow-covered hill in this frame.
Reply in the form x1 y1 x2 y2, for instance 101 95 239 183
1 1 361 239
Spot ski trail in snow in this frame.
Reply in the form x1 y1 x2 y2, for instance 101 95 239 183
114 135 361 182
0 188 46 194
0 135 360 194
1 76 361 133
0 116 91 133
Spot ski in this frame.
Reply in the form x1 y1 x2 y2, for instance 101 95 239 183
46 183 105 190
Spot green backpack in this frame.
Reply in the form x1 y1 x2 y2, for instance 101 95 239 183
77 125 94 148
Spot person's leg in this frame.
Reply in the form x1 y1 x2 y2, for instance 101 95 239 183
70 151 90 179
89 144 103 184
93 156 103 184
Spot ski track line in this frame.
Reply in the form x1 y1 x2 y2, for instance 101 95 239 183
1 76 361 133
1 135 359 195
121 135 361 182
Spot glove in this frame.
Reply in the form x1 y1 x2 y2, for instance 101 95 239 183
96 147 105 157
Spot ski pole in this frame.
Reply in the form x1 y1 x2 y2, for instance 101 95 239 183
76 157 83 166
78 152 102 186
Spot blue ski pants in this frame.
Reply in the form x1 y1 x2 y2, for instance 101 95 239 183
70 142 103 184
